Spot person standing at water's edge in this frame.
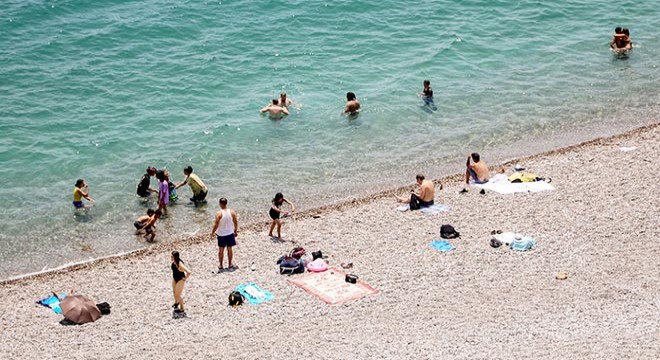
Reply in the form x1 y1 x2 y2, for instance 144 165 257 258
171 251 191 314
73 179 94 209
268 192 295 240
344 92 361 115
175 166 208 203
210 198 238 272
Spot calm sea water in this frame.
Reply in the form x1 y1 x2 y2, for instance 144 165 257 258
1 0 658 279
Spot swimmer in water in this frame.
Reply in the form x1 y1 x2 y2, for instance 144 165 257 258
278 92 293 108
610 26 632 52
73 179 94 209
418 79 437 110
344 92 361 115
260 99 290 119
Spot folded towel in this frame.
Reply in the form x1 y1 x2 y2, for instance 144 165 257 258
430 240 455 252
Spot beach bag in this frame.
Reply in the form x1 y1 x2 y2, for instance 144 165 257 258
96 302 111 315
279 256 305 275
440 224 460 239
409 194 421 210
289 247 306 259
312 250 323 260
228 291 245 307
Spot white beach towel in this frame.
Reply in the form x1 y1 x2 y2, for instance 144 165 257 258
472 174 554 194
420 204 449 215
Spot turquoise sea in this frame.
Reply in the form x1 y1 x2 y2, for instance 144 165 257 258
1 0 658 279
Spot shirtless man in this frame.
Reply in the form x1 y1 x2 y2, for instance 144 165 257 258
465 153 490 184
344 92 361 115
260 99 289 119
395 174 436 210
278 92 293 108
610 27 632 52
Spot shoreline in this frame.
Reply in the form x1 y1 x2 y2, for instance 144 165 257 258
4 121 658 286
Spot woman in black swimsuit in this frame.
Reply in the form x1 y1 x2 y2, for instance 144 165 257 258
171 251 191 313
267 192 295 239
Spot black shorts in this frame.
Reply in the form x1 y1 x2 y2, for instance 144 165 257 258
191 189 208 202
269 208 280 220
217 233 236 247
134 221 153 234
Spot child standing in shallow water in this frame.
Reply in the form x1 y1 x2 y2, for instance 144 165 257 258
156 170 169 215
72 179 94 209
268 192 295 239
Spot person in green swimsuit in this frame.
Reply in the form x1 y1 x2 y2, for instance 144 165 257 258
175 166 208 203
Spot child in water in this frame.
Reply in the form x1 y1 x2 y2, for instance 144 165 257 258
268 192 295 239
156 170 169 215
134 209 162 242
72 179 94 209
418 79 437 110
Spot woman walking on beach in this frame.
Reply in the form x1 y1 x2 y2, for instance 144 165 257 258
156 170 169 214
171 251 191 313
268 192 295 239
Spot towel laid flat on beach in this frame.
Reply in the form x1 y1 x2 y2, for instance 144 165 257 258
235 283 274 305
430 240 455 252
36 294 67 314
472 174 554 194
510 237 537 251
289 268 378 305
420 204 449 215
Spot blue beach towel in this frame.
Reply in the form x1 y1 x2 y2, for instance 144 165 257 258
420 204 449 215
36 294 67 314
235 283 274 305
430 240 455 252
510 237 537 251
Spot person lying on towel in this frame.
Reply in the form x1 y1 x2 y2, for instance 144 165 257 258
395 174 437 210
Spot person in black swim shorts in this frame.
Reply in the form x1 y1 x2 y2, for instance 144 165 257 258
268 192 295 239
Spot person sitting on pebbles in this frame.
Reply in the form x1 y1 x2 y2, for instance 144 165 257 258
395 174 437 210
466 152 490 184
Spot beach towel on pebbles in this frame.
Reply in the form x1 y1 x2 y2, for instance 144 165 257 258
430 240 455 252
493 232 537 251
36 293 67 314
472 173 554 194
235 283 274 305
397 204 449 214
289 268 378 305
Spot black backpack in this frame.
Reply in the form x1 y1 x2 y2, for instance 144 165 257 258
440 224 460 239
228 291 245 307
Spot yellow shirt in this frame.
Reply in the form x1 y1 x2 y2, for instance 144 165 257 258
73 187 83 201
186 174 207 195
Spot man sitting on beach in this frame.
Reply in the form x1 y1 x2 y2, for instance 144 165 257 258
260 99 289 119
175 166 208 203
344 92 361 115
395 174 436 210
466 153 490 184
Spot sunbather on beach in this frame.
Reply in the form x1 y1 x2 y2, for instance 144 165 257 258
72 179 94 209
134 209 161 242
395 174 436 209
268 192 295 239
210 197 239 272
465 153 490 184
175 166 208 203
344 92 361 115
261 99 289 119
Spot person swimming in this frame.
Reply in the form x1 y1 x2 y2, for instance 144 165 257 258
260 99 290 120
344 92 361 116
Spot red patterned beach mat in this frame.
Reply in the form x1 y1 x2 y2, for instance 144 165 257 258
288 268 378 305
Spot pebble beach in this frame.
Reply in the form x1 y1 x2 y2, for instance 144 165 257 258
1 123 658 359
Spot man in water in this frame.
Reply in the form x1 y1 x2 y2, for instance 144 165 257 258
610 27 632 51
210 197 239 272
344 92 361 115
465 152 490 184
278 92 293 108
260 99 289 119
395 174 436 210
175 166 208 203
